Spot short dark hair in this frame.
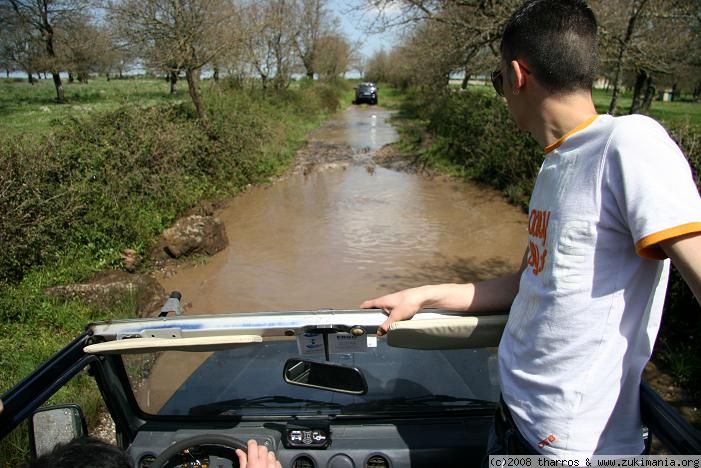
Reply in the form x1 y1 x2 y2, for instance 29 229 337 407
501 0 598 93
27 437 133 468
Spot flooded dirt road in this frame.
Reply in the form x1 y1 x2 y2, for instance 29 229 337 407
158 106 528 314
132 105 528 413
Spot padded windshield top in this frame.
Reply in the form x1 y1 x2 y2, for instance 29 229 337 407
85 309 507 353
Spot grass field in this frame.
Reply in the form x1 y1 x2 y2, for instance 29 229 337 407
592 88 701 127
455 80 701 128
0 77 186 136
4 77 698 137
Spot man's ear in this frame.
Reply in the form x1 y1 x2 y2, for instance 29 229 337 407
509 60 527 94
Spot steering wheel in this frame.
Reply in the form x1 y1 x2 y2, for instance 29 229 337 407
151 434 249 468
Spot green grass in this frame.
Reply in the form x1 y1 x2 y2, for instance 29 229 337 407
458 82 701 128
592 88 701 127
0 251 138 466
0 77 186 137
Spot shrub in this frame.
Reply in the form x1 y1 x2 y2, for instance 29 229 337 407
411 89 542 209
0 82 341 285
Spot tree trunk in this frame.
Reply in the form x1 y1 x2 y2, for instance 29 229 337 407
693 81 701 103
641 77 655 112
27 71 34 85
68 72 74 83
608 49 626 115
461 72 471 90
169 71 178 94
671 83 678 102
213 66 219 82
629 69 648 114
43 22 64 102
185 67 207 121
608 0 648 115
51 71 65 102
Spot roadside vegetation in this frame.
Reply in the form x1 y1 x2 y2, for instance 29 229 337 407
0 76 345 465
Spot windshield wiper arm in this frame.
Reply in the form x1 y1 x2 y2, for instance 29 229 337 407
189 395 343 416
342 394 495 412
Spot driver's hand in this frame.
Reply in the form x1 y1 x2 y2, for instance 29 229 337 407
361 288 426 336
235 439 282 468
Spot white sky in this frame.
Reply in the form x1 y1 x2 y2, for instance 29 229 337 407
327 0 400 59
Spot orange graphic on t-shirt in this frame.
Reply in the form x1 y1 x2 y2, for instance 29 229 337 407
528 209 551 276
537 434 557 449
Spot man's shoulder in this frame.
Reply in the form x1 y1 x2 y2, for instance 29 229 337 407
608 114 669 138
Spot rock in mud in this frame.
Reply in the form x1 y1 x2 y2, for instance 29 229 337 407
44 270 167 317
160 215 228 259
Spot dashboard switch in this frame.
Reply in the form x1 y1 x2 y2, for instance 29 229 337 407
285 422 331 449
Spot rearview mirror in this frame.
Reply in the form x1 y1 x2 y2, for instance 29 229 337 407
29 405 87 457
283 359 367 395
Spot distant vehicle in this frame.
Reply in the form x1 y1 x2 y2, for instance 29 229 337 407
354 82 378 105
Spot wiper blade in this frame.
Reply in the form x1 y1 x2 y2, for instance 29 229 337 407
189 395 343 416
343 394 495 412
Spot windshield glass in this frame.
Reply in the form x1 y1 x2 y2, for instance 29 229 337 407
358 84 375 92
123 340 499 417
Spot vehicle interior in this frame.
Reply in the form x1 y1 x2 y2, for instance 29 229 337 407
1 303 700 468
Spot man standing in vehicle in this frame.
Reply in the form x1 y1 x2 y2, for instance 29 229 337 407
362 0 701 459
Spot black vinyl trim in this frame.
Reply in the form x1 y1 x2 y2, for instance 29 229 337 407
640 381 701 454
0 332 96 440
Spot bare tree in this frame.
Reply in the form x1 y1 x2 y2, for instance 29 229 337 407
109 0 235 120
593 0 652 114
56 14 113 83
315 32 352 80
292 0 327 79
0 9 43 83
4 0 85 102
355 0 519 89
593 0 697 114
239 0 297 90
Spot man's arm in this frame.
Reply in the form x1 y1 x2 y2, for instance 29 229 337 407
660 232 701 304
361 249 529 335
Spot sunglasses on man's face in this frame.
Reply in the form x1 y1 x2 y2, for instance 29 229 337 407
491 69 504 97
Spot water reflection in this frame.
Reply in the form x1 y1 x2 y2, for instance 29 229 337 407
308 106 398 151
158 106 527 314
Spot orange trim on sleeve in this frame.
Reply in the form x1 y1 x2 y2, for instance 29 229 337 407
636 222 701 260
544 115 600 154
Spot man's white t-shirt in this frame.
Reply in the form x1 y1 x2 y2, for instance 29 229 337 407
499 114 701 457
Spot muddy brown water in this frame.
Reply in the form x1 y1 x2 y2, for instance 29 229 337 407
137 106 528 413
158 106 528 313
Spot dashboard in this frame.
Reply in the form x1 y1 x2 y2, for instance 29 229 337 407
128 415 493 468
